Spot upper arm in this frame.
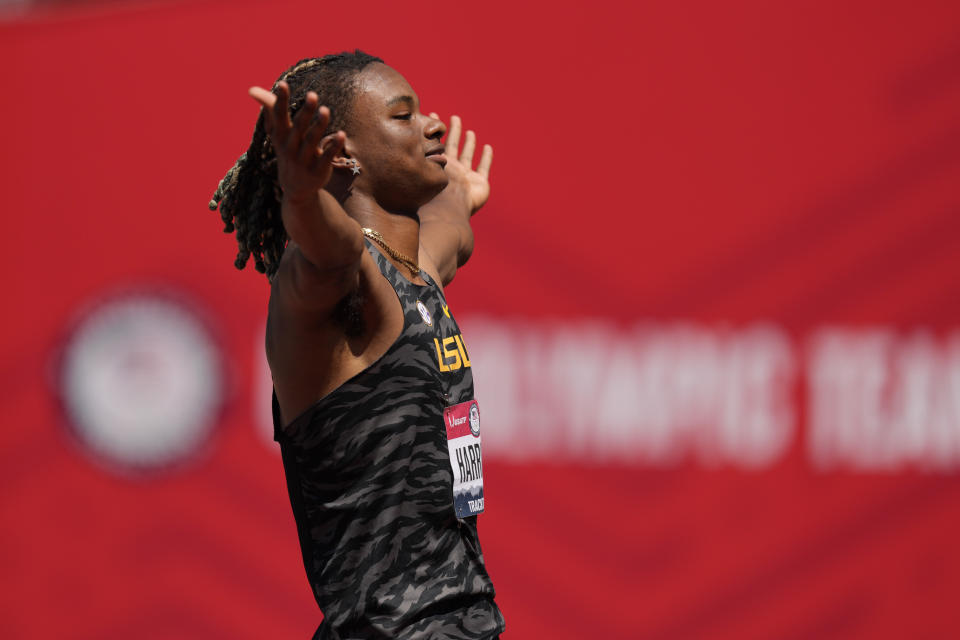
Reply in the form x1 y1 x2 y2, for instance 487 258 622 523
419 216 474 287
282 189 364 271
276 189 367 314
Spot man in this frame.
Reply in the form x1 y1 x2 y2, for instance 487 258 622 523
209 51 503 639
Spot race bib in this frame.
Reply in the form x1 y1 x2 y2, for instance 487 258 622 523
444 399 484 518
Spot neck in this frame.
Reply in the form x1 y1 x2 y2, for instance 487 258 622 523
342 191 421 261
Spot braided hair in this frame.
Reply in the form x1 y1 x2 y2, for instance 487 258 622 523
209 50 383 278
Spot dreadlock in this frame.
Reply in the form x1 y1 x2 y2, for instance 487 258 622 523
209 50 384 278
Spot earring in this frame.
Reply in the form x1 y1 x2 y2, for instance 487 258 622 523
349 159 361 176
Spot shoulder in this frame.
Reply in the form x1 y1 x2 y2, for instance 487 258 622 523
269 241 404 331
270 241 382 318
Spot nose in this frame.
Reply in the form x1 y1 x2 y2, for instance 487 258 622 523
424 113 446 140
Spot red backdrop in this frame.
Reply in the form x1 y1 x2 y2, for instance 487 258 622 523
3 0 960 638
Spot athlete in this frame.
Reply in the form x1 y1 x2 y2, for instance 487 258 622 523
209 51 504 639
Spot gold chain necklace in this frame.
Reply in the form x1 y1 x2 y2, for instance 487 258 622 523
361 227 420 275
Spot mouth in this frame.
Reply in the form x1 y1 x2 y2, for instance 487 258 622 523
426 146 447 167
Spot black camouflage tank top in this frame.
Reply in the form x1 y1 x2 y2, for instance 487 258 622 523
272 240 505 640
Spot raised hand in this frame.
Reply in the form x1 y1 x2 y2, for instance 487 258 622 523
430 113 493 214
249 81 346 203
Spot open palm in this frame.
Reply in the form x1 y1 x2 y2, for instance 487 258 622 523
432 114 493 214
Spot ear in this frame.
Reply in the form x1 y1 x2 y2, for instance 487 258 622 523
330 156 353 171
322 134 356 174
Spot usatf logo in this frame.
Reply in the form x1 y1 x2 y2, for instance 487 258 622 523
416 300 433 326
469 403 480 436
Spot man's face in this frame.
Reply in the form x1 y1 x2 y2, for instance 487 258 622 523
345 63 449 213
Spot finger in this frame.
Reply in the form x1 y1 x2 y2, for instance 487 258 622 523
291 92 319 155
476 144 493 179
248 86 278 109
428 112 439 120
249 86 278 133
271 81 292 143
445 115 462 157
460 130 476 167
300 105 331 163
